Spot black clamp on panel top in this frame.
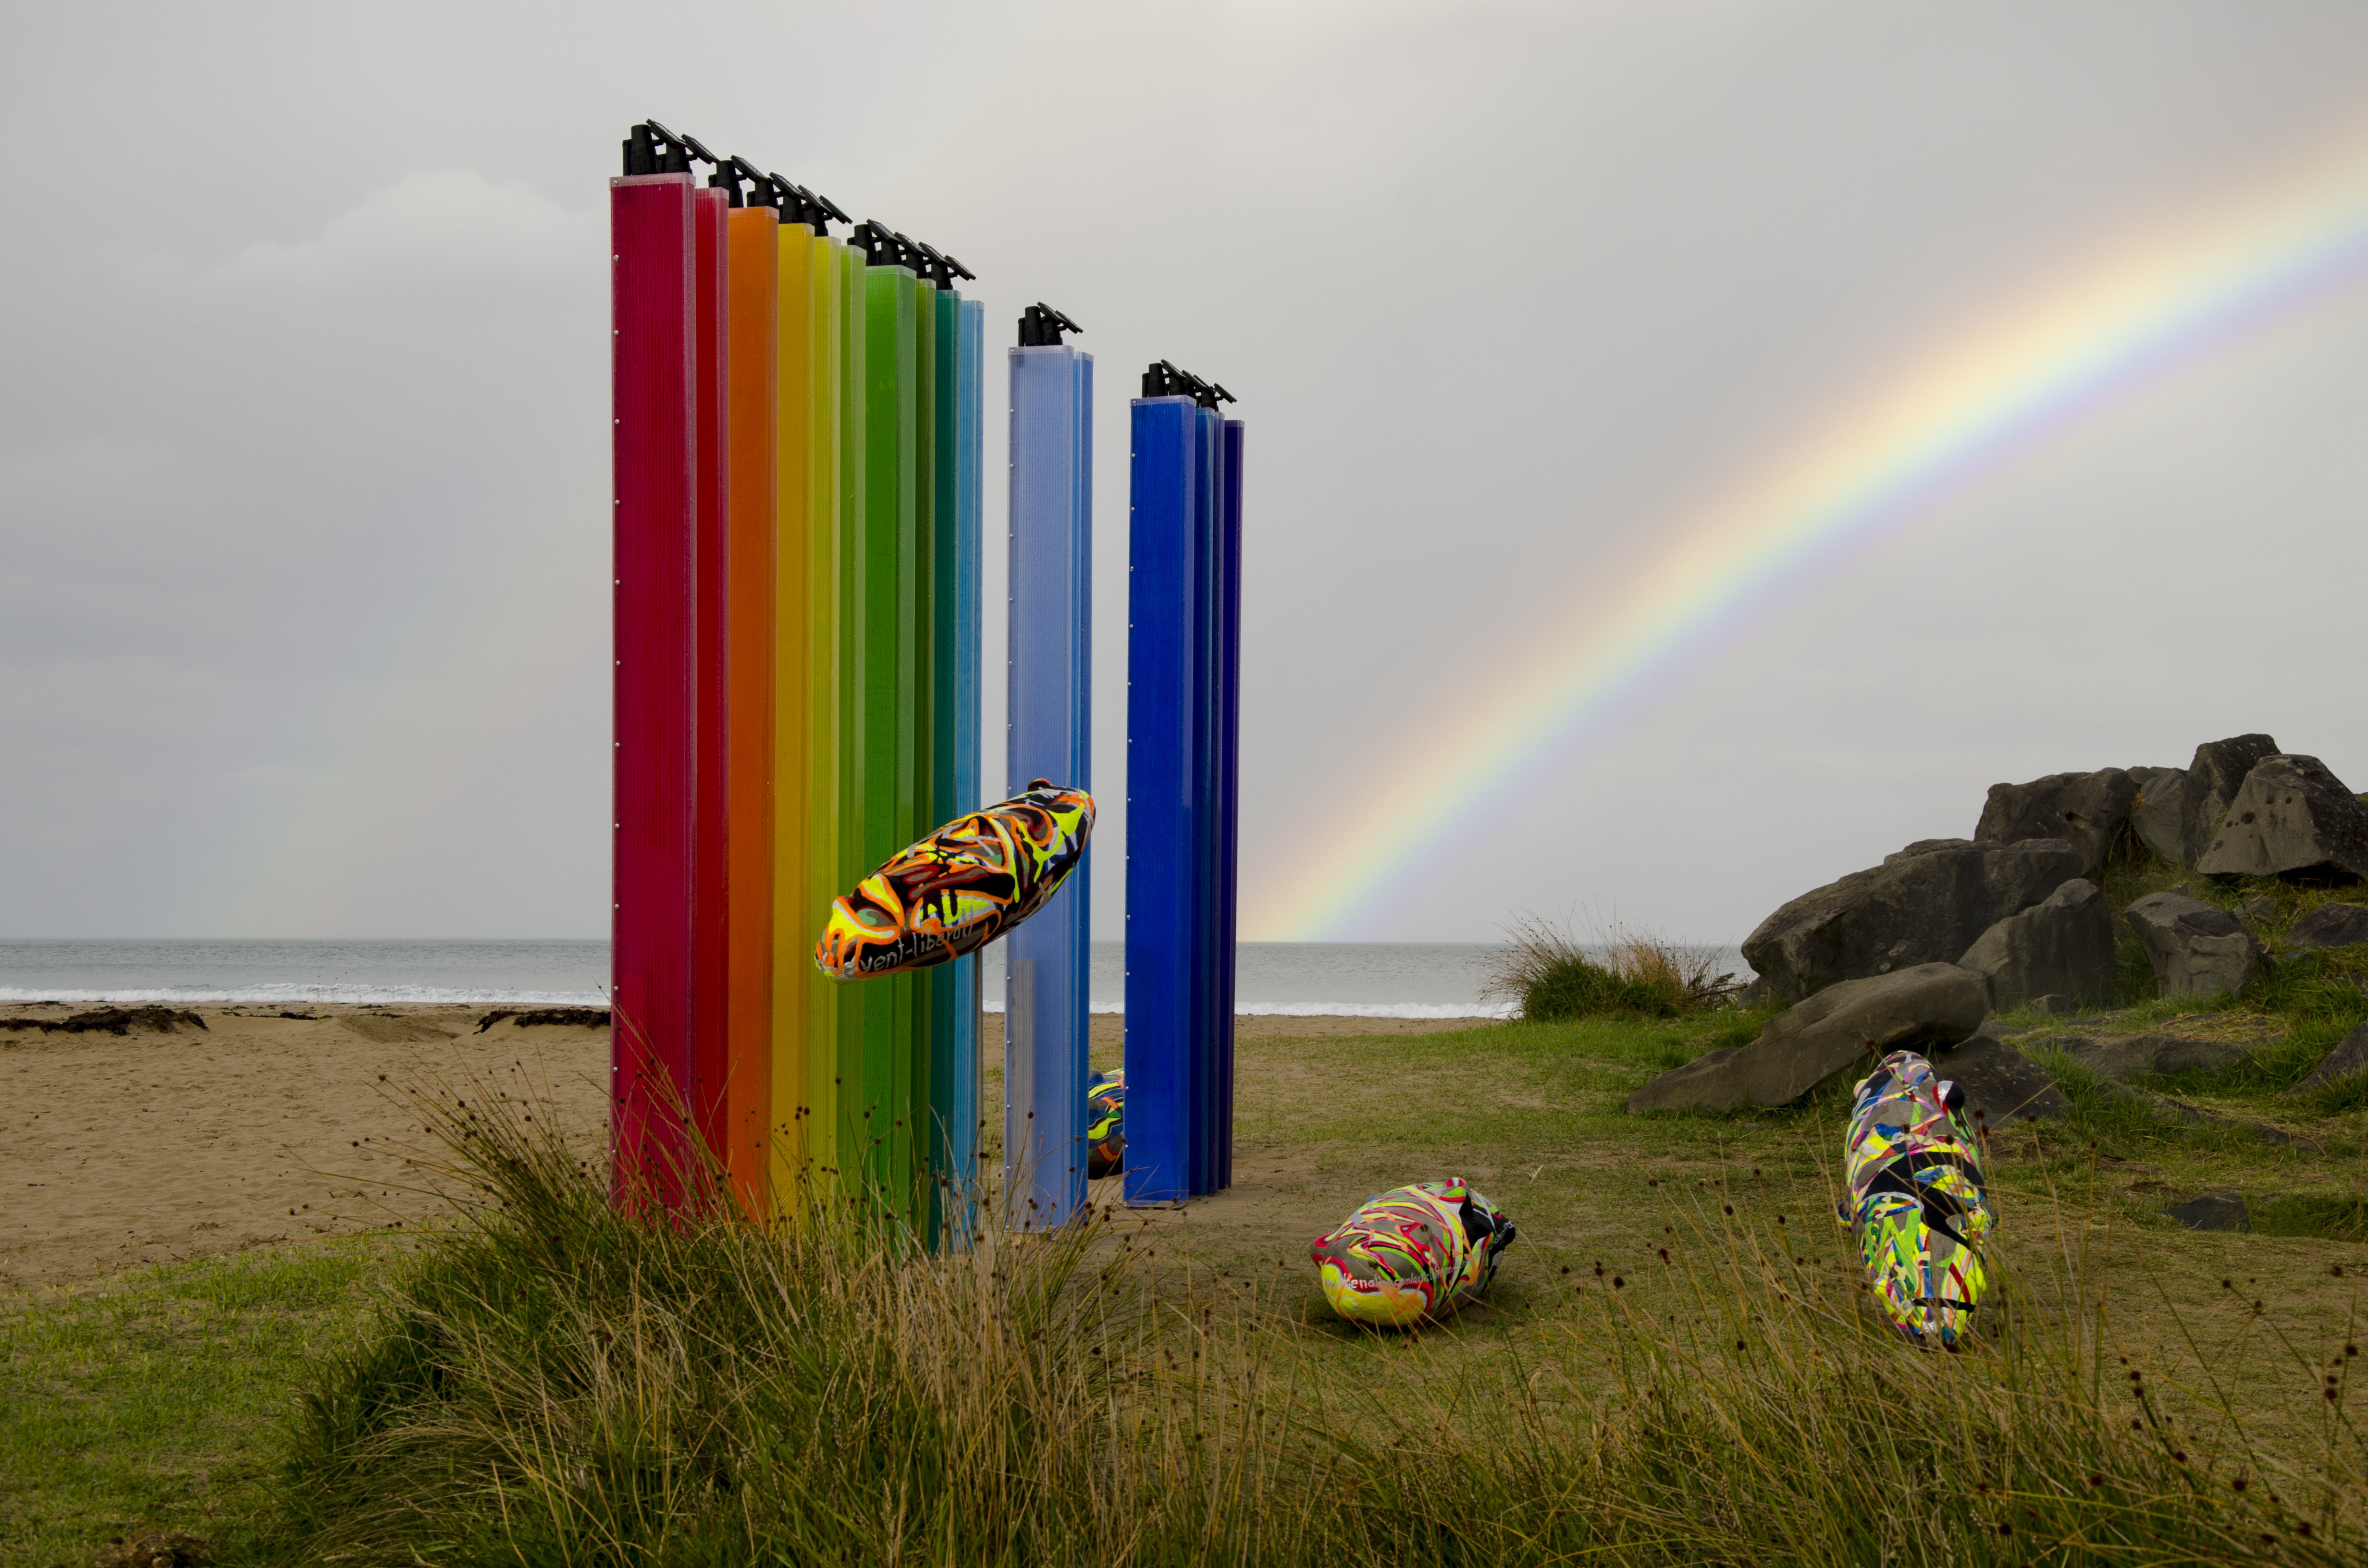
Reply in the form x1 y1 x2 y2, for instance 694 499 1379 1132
775 176 848 235
1018 303 1082 346
913 241 977 289
1142 359 1237 410
849 221 908 270
623 120 695 175
620 125 849 236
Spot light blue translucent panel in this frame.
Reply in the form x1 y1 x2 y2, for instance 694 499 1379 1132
1006 343 1095 1227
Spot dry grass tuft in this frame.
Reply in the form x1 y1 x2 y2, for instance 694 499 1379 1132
1483 914 1742 1021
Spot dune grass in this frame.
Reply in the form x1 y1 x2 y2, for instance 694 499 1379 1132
190 1063 2362 1568
1483 916 1743 1021
9 996 2367 1567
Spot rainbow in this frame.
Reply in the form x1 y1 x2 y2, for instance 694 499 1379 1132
1251 127 2368 942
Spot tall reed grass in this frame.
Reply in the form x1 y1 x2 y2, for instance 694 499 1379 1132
248 1069 2366 1566
1483 915 1742 1020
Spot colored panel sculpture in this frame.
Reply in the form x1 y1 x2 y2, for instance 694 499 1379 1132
1007 335 1094 1227
610 171 700 1211
609 127 986 1241
1124 370 1244 1208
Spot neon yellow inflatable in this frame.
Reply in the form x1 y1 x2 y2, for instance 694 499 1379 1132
815 781 1092 980
1311 1178 1515 1327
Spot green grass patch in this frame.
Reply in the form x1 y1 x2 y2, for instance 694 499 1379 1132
226 1079 2368 1566
0 1241 387 1567
2252 1192 2368 1242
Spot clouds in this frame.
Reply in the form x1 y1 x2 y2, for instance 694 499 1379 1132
0 1 2364 942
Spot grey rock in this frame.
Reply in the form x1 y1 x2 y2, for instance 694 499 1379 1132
1975 769 2140 881
2065 1033 2252 1082
1744 839 2088 1003
2128 767 2189 865
2288 901 2368 951
2123 891 2265 998
1887 838 1973 864
2195 754 2368 882
2239 894 2279 925
2180 734 2282 866
1929 1033 2070 1124
2168 1192 2250 1232
1958 877 2118 1011
1623 1047 1745 1113
2027 993 2081 1017
1625 963 1990 1114
2287 1021 2368 1097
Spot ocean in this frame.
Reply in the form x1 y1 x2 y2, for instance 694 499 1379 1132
0 939 1752 1017
0 939 1520 1017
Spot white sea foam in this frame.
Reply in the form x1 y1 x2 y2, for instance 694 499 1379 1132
0 985 609 1007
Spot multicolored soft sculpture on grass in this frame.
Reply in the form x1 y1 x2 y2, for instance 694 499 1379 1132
1840 1048 1993 1346
1085 1070 1125 1178
1311 1178 1516 1328
815 781 1094 980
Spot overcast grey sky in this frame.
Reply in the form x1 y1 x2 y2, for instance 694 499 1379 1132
3 1 2364 945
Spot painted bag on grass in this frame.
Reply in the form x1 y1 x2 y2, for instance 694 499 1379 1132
816 781 1094 980
1841 1049 1993 1346
1311 1178 1516 1328
1085 1070 1125 1178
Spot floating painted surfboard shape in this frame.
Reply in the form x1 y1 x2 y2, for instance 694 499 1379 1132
1311 1178 1516 1328
815 780 1093 980
1842 1049 1993 1346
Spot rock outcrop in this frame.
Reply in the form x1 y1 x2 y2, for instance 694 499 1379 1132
2287 901 2368 951
2062 1033 2252 1082
2168 1192 2250 1232
1742 840 2086 1003
1928 1030 2070 1124
1974 769 2138 881
2194 754 2368 882
2122 892 2264 998
2128 766 2189 864
2178 733 2282 865
2287 1022 2368 1097
1626 964 1989 1113
1957 877 2117 1011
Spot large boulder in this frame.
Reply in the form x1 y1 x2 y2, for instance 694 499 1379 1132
2179 733 2282 865
2287 901 2368 951
1742 839 2088 1003
2127 766 2189 864
1974 769 2138 880
1928 1030 2071 1124
2194 755 2368 882
2123 891 2264 998
1625 964 1990 1114
2286 1021 2368 1098
1957 877 2117 1011
2063 1033 2252 1082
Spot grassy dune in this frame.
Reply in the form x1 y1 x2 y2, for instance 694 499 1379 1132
5 981 2362 1566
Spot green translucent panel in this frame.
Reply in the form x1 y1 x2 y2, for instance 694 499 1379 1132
861 263 919 1220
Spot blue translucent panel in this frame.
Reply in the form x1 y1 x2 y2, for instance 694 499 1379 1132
1006 343 1095 1227
1122 395 1199 1206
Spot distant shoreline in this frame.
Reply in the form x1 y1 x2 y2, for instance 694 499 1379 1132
0 989 1514 1019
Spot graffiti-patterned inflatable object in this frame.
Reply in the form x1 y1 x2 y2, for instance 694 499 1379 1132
815 781 1093 980
1841 1049 1993 1346
1311 1179 1516 1328
1085 1070 1125 1179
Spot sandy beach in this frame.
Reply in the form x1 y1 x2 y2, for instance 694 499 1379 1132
0 1002 1480 1291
